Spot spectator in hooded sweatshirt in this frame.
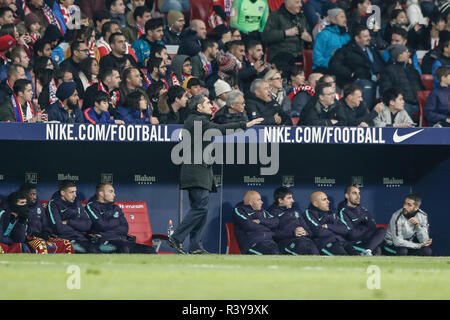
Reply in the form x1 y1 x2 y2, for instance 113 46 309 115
312 8 351 74
233 190 280 255
425 66 450 127
46 181 101 253
85 183 156 253
268 187 319 255
336 185 386 256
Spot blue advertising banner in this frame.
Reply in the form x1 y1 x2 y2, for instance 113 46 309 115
0 123 449 145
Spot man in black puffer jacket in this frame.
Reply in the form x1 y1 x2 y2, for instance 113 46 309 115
329 25 385 109
380 44 424 117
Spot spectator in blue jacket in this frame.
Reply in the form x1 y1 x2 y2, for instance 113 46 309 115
84 91 125 124
46 181 101 253
432 39 450 88
312 8 350 74
47 81 84 123
233 191 280 255
85 183 155 253
131 18 165 68
115 90 158 124
425 66 450 127
268 187 319 255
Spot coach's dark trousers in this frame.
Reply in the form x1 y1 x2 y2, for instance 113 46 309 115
172 188 209 252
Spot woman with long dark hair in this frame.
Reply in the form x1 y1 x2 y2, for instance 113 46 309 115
115 90 159 124
79 57 99 91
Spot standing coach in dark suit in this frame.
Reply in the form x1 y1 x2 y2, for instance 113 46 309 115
168 94 263 254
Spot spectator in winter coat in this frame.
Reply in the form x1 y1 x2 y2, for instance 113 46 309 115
47 81 84 123
245 78 292 125
177 19 208 57
312 8 350 74
0 191 29 253
336 83 383 127
115 90 158 124
380 44 424 117
162 10 185 45
213 89 248 124
425 66 450 127
131 18 165 68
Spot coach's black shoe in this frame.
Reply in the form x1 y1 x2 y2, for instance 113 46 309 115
189 248 210 254
167 236 187 254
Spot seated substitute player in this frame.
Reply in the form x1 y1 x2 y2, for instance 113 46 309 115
382 194 432 256
0 191 30 253
336 185 386 256
233 191 280 255
85 183 155 254
268 187 319 255
46 181 101 253
19 183 74 254
303 191 368 256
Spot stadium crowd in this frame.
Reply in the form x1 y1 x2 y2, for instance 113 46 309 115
0 0 447 127
0 0 445 255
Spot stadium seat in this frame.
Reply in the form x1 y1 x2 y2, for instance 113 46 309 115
189 0 213 32
302 49 313 79
225 222 242 254
376 224 388 229
40 200 172 254
418 90 431 127
420 74 434 91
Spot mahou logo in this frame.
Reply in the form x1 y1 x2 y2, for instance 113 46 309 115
314 177 336 187
101 173 113 184
244 176 265 186
57 173 79 181
383 177 404 188
282 175 295 188
134 174 156 185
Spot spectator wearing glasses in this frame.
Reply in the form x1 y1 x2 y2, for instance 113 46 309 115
300 81 344 126
59 41 89 98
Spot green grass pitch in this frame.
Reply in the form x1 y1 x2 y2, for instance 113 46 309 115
0 254 449 300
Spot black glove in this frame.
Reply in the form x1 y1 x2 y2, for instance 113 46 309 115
127 235 136 243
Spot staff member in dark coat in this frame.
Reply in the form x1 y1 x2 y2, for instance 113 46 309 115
168 94 263 254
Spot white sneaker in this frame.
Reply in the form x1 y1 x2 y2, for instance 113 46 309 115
360 249 372 256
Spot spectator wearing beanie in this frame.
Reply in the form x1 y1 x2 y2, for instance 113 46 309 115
380 44 424 118
214 79 232 109
24 13 42 42
205 54 237 100
313 8 350 74
47 81 83 123
163 10 185 45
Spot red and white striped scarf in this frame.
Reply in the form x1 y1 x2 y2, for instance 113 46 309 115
23 2 64 35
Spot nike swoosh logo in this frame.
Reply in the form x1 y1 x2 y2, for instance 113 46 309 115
61 209 68 213
393 129 424 143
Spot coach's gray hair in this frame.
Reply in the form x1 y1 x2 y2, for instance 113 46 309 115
188 94 206 110
250 79 267 95
226 89 244 106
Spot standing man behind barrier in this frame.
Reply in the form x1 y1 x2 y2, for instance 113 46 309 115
167 94 263 254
